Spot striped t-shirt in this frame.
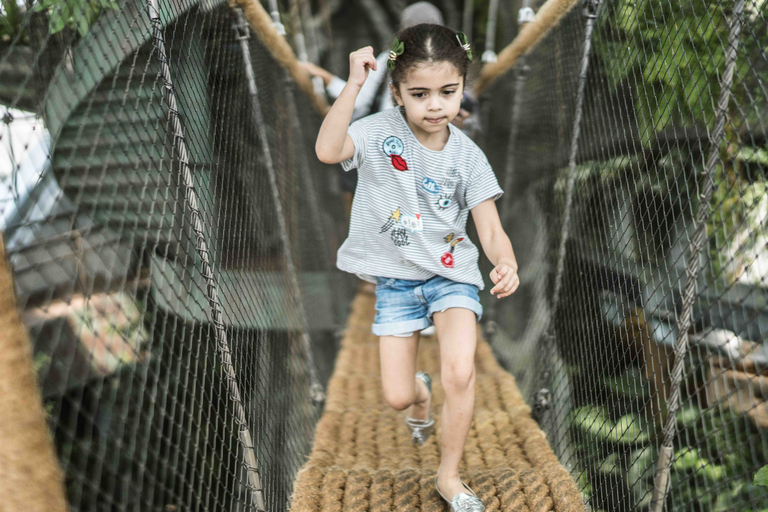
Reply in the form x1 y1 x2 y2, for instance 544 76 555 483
337 106 503 290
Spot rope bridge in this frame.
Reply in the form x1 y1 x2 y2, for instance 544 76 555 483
2 0 768 511
290 291 583 511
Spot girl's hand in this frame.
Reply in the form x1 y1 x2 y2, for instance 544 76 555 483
349 46 377 89
490 263 519 299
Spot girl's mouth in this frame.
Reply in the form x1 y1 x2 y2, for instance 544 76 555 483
425 117 444 124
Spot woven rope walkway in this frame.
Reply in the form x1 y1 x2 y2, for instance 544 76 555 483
289 292 584 511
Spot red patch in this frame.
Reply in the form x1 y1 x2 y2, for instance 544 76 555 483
391 154 408 171
441 252 454 268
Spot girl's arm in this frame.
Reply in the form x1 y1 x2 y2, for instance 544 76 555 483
471 198 520 298
315 47 377 164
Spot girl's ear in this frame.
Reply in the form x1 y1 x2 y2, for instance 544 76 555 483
390 83 404 107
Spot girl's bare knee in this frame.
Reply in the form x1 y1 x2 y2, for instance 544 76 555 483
382 386 415 410
440 362 475 393
384 394 413 411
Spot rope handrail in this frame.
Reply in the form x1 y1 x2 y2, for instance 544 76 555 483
476 0 579 95
0 236 69 512
231 0 330 116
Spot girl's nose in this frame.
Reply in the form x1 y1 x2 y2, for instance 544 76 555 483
428 97 441 111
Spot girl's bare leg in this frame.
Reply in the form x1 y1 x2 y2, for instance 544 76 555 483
379 334 431 420
432 308 478 500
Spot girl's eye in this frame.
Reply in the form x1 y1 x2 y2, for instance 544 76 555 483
412 93 425 98
442 90 455 95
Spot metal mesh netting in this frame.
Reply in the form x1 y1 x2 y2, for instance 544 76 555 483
4 0 768 511
0 0 351 510
484 0 768 511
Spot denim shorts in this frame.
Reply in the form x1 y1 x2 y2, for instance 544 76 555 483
372 275 483 336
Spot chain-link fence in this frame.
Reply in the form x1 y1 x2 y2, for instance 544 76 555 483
484 0 768 511
0 0 354 510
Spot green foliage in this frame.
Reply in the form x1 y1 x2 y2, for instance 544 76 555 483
0 0 24 41
571 375 768 510
707 165 768 283
34 0 118 37
570 405 650 445
756 465 768 487
594 0 768 146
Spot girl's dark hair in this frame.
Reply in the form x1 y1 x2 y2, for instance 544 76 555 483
389 23 471 90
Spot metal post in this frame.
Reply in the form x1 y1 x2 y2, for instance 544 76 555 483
267 0 286 35
234 9 326 407
146 2 267 510
482 0 500 63
649 2 744 510
290 0 325 95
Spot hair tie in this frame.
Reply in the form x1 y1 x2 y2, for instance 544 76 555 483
388 38 405 71
456 32 473 61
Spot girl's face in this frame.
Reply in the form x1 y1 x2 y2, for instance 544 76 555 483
391 61 464 138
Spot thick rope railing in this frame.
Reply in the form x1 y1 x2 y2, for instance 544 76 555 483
233 8 326 408
649 2 744 510
476 0 579 95
0 237 68 512
147 2 267 509
231 0 329 116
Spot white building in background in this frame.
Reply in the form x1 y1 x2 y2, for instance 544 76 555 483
0 106 52 229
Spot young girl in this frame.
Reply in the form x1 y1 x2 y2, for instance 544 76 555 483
315 23 519 512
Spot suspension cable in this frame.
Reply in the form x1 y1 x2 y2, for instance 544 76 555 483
147 2 267 509
233 9 326 408
232 0 329 115
550 0 599 317
649 2 744 510
484 1 534 332
476 0 579 95
536 0 600 432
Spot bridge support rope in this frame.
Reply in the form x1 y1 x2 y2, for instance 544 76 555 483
148 2 269 508
649 2 744 510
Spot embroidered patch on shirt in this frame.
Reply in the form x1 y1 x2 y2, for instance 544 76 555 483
391 228 410 246
422 177 439 194
380 207 403 233
400 213 423 233
441 233 465 268
380 207 418 245
435 194 452 209
337 107 504 290
383 136 408 171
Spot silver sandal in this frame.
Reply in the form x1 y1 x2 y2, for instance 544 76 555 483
405 371 435 446
434 475 486 512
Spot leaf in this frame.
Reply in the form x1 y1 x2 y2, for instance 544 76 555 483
755 465 768 487
50 3 71 34
34 0 57 12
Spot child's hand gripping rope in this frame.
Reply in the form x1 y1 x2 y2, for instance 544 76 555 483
489 263 519 299
348 46 377 88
